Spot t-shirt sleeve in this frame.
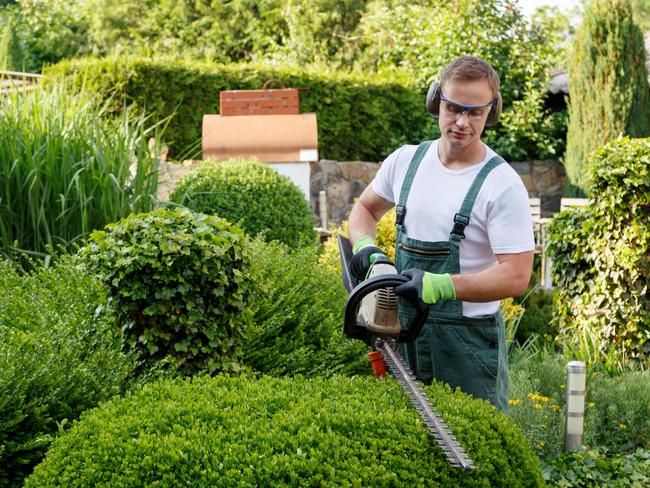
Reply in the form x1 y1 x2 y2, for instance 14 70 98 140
487 182 535 254
370 147 403 204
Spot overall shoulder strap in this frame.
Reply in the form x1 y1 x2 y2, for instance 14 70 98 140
395 141 432 234
450 155 505 241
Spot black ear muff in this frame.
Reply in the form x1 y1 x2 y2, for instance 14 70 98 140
426 81 441 117
485 91 502 127
426 80 503 127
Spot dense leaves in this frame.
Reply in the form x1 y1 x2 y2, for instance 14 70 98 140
25 375 545 487
45 56 429 161
0 257 141 488
564 0 650 194
244 239 369 376
546 137 650 368
80 208 255 375
171 159 316 248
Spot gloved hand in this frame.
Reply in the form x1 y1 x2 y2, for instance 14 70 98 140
393 269 456 307
350 235 386 281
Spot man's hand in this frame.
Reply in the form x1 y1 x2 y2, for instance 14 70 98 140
393 269 456 307
350 235 386 281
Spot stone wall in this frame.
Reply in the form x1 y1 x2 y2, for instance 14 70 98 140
156 158 565 225
310 159 565 226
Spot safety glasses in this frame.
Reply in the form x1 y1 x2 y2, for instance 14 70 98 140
440 93 494 121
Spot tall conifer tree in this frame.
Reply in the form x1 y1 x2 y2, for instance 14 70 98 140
565 0 650 194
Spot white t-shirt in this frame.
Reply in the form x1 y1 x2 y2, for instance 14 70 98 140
372 140 534 317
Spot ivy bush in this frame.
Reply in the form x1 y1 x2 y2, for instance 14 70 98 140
171 158 316 248
546 137 650 368
45 56 429 161
0 256 141 488
80 208 254 376
244 239 369 376
25 375 545 487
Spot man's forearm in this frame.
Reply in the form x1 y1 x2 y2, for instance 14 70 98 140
451 252 534 302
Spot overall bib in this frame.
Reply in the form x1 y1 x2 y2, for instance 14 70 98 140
394 141 509 413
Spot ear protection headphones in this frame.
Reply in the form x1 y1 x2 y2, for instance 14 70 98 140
426 81 502 127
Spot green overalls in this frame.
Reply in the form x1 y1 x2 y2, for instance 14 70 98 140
395 141 509 413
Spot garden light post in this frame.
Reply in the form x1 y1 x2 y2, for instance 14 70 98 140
564 360 586 452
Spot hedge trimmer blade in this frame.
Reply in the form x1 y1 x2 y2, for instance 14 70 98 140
376 338 475 470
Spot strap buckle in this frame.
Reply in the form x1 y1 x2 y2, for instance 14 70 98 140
396 205 406 226
451 213 470 239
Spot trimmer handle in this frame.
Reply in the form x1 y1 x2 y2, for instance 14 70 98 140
343 274 429 345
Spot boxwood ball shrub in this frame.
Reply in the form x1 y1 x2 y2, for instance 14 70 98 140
171 158 316 248
80 208 254 375
26 375 545 487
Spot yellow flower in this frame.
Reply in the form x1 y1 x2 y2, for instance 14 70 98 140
588 402 595 409
527 393 550 403
619 423 627 430
560 384 565 389
537 441 545 448
533 403 542 410
550 404 560 412
509 399 521 406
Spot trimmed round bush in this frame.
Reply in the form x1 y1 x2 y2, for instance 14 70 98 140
170 158 317 248
80 208 254 375
26 375 545 487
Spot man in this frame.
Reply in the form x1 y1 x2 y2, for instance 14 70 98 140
347 56 534 413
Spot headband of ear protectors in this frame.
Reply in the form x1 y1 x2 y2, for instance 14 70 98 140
426 81 502 127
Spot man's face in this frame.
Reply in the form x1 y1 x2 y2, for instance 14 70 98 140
438 78 494 151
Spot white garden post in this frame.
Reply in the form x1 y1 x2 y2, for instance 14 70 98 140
564 360 586 452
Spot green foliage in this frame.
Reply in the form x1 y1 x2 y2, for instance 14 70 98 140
171 158 316 248
546 137 650 369
0 256 141 488
0 83 161 258
25 375 545 487
584 371 650 452
79 208 255 376
565 0 650 193
543 447 650 487
356 0 565 161
516 288 557 345
45 56 428 161
244 239 369 377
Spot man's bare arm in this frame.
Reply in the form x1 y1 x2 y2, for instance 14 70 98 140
348 186 394 244
451 251 534 302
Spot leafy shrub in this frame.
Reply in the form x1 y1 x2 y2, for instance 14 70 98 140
516 288 556 345
546 137 650 368
45 56 429 161
0 83 161 258
543 447 650 488
0 256 141 488
244 239 369 376
356 0 565 161
79 208 254 376
584 371 650 452
319 207 397 274
26 375 545 487
565 0 650 194
171 158 316 248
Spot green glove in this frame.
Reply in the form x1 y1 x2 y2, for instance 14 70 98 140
393 269 456 306
350 235 386 281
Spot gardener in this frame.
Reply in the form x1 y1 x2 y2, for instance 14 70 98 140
348 55 534 413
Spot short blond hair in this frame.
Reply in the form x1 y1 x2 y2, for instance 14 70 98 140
440 56 500 98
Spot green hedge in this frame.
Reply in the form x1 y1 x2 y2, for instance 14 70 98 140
0 257 141 488
244 239 369 376
80 208 255 376
26 375 545 487
546 137 650 368
171 158 316 248
45 56 431 161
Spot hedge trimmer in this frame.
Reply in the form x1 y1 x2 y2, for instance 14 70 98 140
338 235 474 470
